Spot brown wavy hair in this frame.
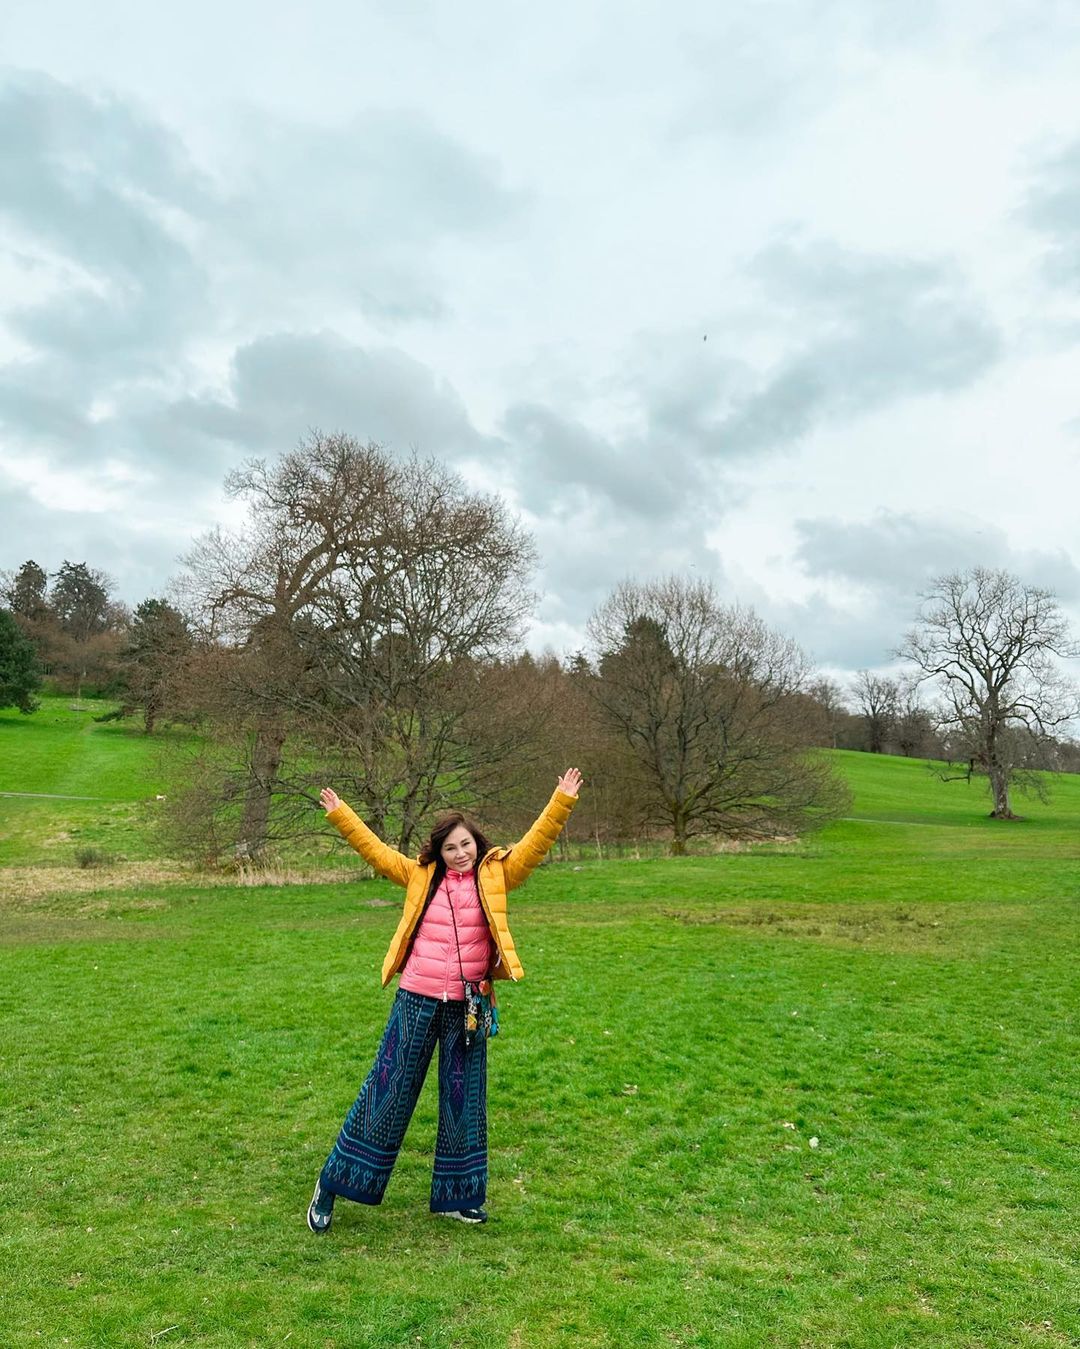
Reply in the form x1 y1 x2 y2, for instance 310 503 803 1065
417 811 493 875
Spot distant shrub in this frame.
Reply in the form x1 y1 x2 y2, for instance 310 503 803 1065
74 846 118 869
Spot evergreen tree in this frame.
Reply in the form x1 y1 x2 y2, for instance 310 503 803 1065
51 561 111 641
7 561 48 620
0 609 42 714
120 599 192 733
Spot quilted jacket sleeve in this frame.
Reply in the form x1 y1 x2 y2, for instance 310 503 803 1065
326 803 415 888
501 787 578 891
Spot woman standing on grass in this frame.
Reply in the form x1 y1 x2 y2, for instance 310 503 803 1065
307 768 582 1230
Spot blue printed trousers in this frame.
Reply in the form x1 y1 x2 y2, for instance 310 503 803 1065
319 988 488 1212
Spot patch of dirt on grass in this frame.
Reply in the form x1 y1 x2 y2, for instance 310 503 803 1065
662 904 949 952
1020 1321 1073 1344
76 896 167 915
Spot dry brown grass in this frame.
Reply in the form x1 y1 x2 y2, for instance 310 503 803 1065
0 860 360 905
229 862 351 888
0 862 192 905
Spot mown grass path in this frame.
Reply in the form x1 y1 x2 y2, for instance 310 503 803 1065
1 704 1078 1346
0 792 116 800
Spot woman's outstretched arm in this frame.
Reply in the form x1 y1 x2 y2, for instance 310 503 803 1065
320 786 415 887
502 767 582 891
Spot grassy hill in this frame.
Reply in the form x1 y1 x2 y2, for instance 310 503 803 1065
1 698 1078 1346
0 695 177 800
2 696 1078 872
833 745 1080 830
0 695 187 866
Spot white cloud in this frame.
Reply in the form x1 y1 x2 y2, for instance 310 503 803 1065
1 3 1080 675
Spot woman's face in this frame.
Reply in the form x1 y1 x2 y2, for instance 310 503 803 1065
441 825 478 873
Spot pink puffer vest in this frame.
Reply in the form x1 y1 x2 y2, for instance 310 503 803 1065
398 869 494 1001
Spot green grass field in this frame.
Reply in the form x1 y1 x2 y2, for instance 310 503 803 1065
1 702 1078 1347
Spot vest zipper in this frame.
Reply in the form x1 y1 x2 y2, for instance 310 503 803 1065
443 876 454 999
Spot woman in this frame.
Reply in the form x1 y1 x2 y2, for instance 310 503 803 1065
308 767 582 1229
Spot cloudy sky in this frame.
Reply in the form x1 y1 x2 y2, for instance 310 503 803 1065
2 0 1078 673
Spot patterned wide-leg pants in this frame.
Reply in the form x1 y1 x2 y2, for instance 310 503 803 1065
319 988 488 1212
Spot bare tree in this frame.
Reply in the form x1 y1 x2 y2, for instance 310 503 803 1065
898 568 1080 818
452 651 582 839
893 679 938 759
178 434 399 854
306 455 537 847
850 669 899 754
806 677 848 749
176 433 536 858
588 576 849 855
560 650 670 858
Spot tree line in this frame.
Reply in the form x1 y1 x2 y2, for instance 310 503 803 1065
2 434 1077 854
0 559 191 730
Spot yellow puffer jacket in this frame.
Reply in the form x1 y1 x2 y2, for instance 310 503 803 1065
327 787 578 986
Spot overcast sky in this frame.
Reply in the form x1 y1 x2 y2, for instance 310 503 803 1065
2 1 1078 674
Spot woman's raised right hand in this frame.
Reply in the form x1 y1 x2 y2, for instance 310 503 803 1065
319 787 342 814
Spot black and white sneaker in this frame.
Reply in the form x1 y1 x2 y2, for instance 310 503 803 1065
307 1178 335 1234
440 1207 488 1224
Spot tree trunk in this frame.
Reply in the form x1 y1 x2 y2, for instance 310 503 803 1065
670 810 688 856
360 798 388 849
988 764 1016 819
985 724 1017 819
240 723 286 858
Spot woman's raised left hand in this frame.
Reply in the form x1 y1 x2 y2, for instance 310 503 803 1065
557 767 583 798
